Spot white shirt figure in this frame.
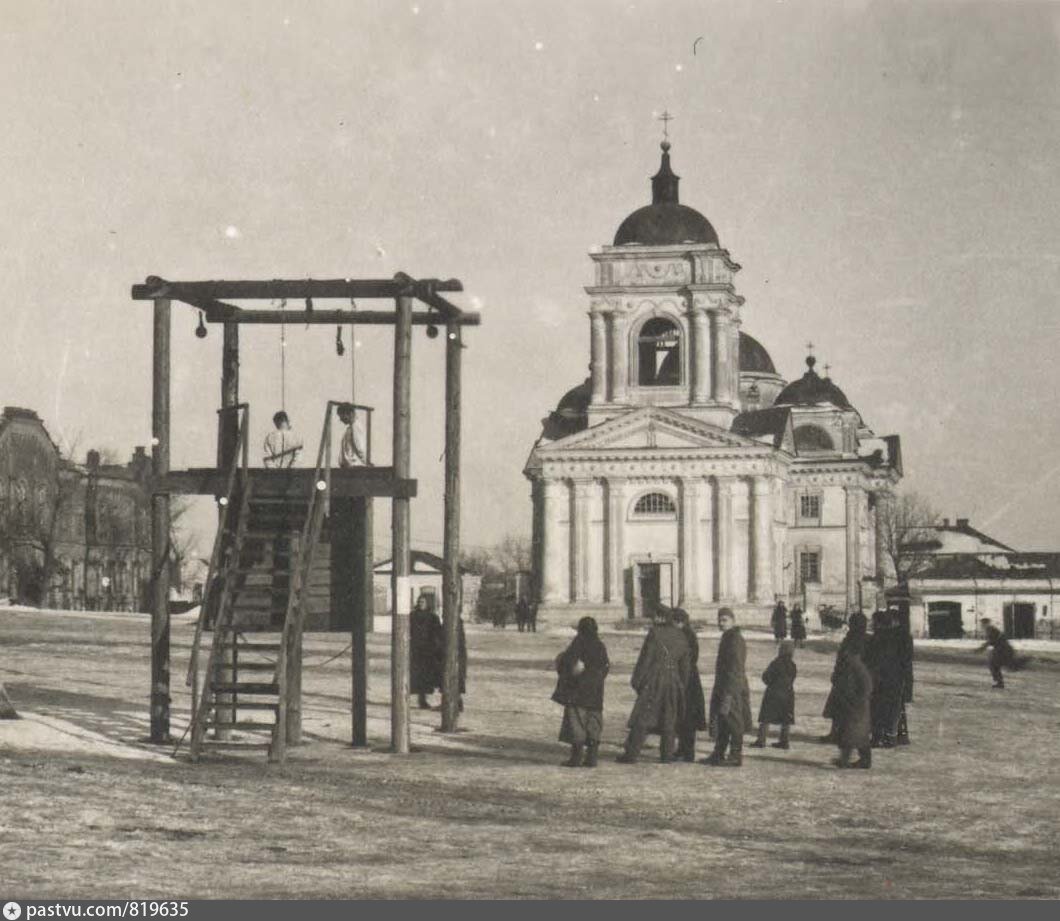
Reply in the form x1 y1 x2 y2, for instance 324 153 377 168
338 407 368 467
263 413 304 468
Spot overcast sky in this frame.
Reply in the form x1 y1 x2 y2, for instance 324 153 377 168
3 0 1059 556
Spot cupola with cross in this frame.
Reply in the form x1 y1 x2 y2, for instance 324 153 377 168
585 123 747 429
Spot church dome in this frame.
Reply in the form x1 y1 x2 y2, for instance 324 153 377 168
541 378 591 440
775 356 853 410
613 142 719 247
739 332 777 375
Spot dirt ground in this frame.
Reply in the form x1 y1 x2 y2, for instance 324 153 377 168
2 608 1059 900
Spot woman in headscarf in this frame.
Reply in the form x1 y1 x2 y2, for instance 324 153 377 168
552 616 610 768
831 630 873 769
820 610 868 743
672 608 707 762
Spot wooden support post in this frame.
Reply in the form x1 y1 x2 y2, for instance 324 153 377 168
352 496 373 746
390 293 413 754
215 321 239 738
150 297 172 743
285 619 303 745
441 321 463 732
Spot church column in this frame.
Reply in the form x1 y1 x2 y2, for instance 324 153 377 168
875 491 892 583
571 479 600 603
679 478 704 606
714 476 735 601
845 485 862 611
751 477 774 603
690 309 710 404
609 311 629 403
709 308 734 404
607 478 628 607
540 479 567 603
589 311 608 403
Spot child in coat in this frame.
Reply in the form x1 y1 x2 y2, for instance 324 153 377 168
750 640 796 750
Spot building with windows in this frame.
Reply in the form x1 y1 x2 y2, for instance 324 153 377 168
524 141 903 626
0 406 152 611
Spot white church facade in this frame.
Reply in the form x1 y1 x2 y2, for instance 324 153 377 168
524 140 904 626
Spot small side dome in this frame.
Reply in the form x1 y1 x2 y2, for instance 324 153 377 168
739 332 777 375
541 378 591 441
775 356 854 410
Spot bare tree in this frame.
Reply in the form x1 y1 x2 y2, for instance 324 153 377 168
878 490 941 584
492 534 532 574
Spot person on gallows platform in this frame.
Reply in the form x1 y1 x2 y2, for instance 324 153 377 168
617 607 691 764
263 411 304 468
552 616 610 768
337 402 369 467
705 608 753 768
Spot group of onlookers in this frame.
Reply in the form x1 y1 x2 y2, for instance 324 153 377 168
551 604 926 771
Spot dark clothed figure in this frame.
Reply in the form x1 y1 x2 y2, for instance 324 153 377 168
771 601 788 641
672 609 707 762
791 605 807 646
831 633 873 769
410 599 443 709
866 611 909 747
706 609 753 767
552 616 610 767
618 612 691 763
896 612 914 744
977 621 1027 688
515 598 530 633
528 602 538 633
821 611 868 742
752 640 796 749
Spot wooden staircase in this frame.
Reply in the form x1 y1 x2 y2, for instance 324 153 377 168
183 404 334 762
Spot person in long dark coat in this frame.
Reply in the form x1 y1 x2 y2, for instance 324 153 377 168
617 608 691 764
866 610 907 748
894 607 914 745
705 607 753 767
831 631 873 769
976 618 1028 688
552 616 610 767
410 595 443 709
790 604 807 647
672 608 707 762
751 639 796 749
771 600 788 642
820 610 868 742
515 597 530 633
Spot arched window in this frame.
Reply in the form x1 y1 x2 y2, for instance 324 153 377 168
632 492 677 518
637 318 681 386
794 424 835 453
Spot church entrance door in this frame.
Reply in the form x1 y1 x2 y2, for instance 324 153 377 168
633 562 673 620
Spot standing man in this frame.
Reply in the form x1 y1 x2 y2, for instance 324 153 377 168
515 596 530 633
617 607 691 764
976 618 1027 689
706 608 753 767
790 604 807 648
771 598 788 644
337 403 369 467
673 608 707 762
263 411 304 468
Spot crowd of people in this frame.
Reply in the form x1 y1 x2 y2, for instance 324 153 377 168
551 603 929 771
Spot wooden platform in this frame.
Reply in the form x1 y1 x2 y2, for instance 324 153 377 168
159 466 416 499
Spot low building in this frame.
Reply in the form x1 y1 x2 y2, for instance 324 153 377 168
0 406 152 611
371 550 473 633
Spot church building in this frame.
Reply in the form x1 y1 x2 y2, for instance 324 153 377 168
524 139 904 626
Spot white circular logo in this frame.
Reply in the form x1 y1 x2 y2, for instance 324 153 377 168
3 903 22 921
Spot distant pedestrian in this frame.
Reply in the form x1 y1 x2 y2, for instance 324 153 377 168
790 604 807 647
830 631 873 769
771 599 788 643
515 597 530 633
705 608 752 767
410 595 443 709
528 601 538 633
976 618 1028 689
751 639 796 750
617 607 691 764
672 608 707 762
552 616 610 768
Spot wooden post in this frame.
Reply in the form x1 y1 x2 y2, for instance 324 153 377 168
352 496 373 746
441 321 463 732
215 321 239 738
390 292 413 753
150 297 172 743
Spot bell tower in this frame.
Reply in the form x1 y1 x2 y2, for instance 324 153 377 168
584 139 744 429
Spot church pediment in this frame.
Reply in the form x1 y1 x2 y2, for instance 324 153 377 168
537 407 758 455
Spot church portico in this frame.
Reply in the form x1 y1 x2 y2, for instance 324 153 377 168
526 136 903 628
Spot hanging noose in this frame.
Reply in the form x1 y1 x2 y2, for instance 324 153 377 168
279 297 287 411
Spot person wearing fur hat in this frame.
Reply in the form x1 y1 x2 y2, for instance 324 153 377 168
705 608 752 767
750 639 797 750
552 616 610 768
